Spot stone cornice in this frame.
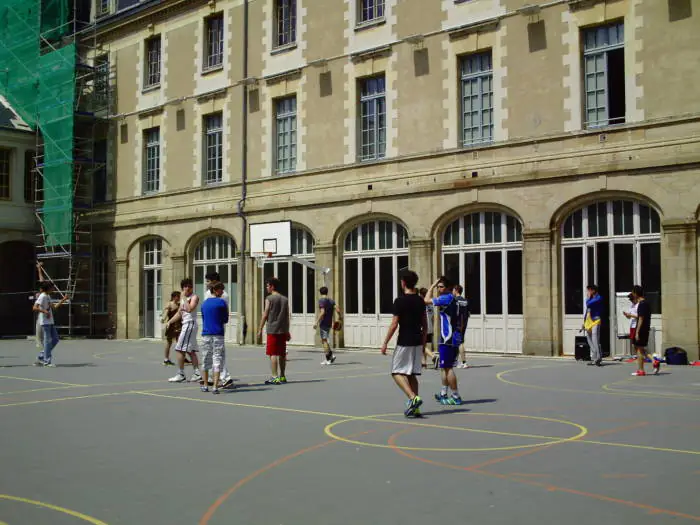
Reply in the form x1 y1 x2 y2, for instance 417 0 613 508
522 229 551 242
662 220 698 233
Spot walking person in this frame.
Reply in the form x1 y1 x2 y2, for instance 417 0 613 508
380 270 426 417
167 278 202 383
161 291 181 366
257 277 290 385
33 281 61 367
204 272 234 388
34 264 68 356
582 284 604 367
314 286 342 365
630 285 657 376
418 288 435 368
423 276 463 405
200 282 229 394
453 285 471 369
623 292 638 358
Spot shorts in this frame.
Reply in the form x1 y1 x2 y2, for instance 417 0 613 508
175 322 199 353
391 345 423 376
629 327 636 341
266 333 287 356
634 336 648 348
437 344 458 369
319 326 331 340
201 335 226 372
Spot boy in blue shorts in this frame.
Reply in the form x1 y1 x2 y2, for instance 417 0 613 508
423 276 462 405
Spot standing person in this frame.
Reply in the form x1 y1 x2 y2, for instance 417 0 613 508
34 264 68 355
200 282 229 394
423 276 463 405
33 282 60 367
582 284 604 367
167 278 202 383
205 272 234 388
161 291 181 366
257 277 290 385
623 292 638 358
418 288 435 368
314 286 342 365
630 285 658 376
453 285 471 369
380 270 426 417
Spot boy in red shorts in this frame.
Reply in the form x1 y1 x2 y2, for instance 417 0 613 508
257 277 291 385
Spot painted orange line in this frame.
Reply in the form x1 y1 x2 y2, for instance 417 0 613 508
590 421 649 437
602 474 647 479
199 430 374 525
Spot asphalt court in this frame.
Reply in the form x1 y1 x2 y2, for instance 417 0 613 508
1 339 699 525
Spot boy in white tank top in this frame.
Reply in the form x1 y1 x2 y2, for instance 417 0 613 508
168 278 202 383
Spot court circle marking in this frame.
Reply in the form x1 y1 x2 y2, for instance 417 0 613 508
0 495 108 525
324 412 588 452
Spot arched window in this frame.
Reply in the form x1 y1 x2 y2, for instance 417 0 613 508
193 235 238 312
142 239 163 338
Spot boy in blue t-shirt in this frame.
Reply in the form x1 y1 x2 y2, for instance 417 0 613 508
423 276 462 405
200 282 229 394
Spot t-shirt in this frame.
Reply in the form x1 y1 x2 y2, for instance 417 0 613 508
205 288 229 306
628 302 638 329
454 295 470 334
35 292 54 326
432 293 462 347
392 293 426 347
318 297 335 329
266 293 290 334
162 302 182 332
635 300 652 342
201 297 229 336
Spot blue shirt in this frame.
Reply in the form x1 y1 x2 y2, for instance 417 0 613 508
201 297 229 336
432 293 463 347
585 294 604 321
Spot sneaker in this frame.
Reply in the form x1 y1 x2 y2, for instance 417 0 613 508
320 359 330 366
189 371 202 383
404 395 423 417
168 372 186 383
33 359 44 366
631 370 647 376
457 362 469 369
279 376 287 384
451 394 463 405
264 377 281 385
329 355 337 364
413 407 423 418
163 359 175 366
43 362 56 368
653 360 661 375
435 393 450 405
221 378 234 389
212 388 220 395
200 385 209 393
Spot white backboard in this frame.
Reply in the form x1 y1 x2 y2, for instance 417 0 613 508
250 220 292 257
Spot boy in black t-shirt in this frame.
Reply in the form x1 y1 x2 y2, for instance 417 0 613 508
381 270 427 417
630 285 657 376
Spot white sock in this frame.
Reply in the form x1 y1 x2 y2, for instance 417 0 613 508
440 386 448 396
452 391 460 398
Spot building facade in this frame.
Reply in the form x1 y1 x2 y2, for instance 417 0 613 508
91 0 700 359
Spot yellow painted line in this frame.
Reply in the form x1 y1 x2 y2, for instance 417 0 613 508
575 439 700 456
0 375 82 387
0 495 108 525
0 392 127 408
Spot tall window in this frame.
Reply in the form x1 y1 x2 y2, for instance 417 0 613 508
0 149 10 200
204 113 223 185
194 235 238 312
204 13 224 70
461 51 493 146
583 22 625 128
142 239 163 338
24 150 37 203
95 54 110 108
359 0 385 23
359 76 386 162
143 127 160 194
275 96 297 174
97 0 111 17
93 140 107 203
93 245 109 314
275 0 296 47
144 36 161 89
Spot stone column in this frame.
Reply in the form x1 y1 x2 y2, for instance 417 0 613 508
315 243 336 347
126 248 141 339
661 221 699 361
115 259 128 339
409 238 433 286
169 255 185 292
522 229 555 356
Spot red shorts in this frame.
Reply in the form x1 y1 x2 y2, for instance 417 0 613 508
266 333 288 356
629 327 636 340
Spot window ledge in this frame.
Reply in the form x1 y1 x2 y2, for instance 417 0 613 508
202 64 224 76
142 84 161 93
355 18 386 32
271 42 298 55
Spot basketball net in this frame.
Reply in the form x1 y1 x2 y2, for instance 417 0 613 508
254 252 273 268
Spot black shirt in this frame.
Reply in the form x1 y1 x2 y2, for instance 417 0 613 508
635 300 652 342
392 293 426 347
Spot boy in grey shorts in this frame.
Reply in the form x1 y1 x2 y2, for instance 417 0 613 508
380 270 426 418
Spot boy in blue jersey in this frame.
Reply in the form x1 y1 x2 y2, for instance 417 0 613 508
423 276 462 405
200 282 229 394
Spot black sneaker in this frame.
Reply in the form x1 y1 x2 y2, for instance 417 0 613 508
221 378 234 389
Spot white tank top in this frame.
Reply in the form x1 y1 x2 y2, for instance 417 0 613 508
180 294 197 325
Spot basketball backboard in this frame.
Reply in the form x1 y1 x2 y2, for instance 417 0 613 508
250 220 292 258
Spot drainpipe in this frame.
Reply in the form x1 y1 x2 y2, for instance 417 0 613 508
237 0 249 344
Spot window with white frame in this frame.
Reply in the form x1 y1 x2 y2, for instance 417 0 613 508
204 13 224 70
142 239 163 338
204 113 223 185
583 22 625 128
359 0 385 24
92 245 109 314
0 149 10 200
194 235 238 312
359 76 386 162
274 0 296 47
144 36 161 89
97 0 112 17
461 51 493 146
275 96 297 174
344 221 408 315
143 127 160 194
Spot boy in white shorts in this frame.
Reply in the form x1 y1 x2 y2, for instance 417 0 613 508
167 278 202 383
200 282 229 394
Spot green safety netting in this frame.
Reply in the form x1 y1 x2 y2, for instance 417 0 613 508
0 0 75 247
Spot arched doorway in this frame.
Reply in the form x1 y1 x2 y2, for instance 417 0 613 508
262 227 316 345
343 220 409 347
141 238 163 338
0 241 35 336
193 234 238 342
561 199 662 356
442 211 524 353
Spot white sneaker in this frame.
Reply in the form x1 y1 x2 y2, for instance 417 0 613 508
189 371 202 382
168 372 186 383
320 359 330 366
457 362 469 369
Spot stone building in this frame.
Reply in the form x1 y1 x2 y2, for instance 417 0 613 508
90 0 700 359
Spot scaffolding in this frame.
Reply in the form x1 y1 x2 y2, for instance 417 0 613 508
0 0 110 335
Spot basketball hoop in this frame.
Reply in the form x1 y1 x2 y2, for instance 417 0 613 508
254 252 273 268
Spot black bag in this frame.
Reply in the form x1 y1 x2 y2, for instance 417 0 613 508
665 347 688 366
575 336 591 361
